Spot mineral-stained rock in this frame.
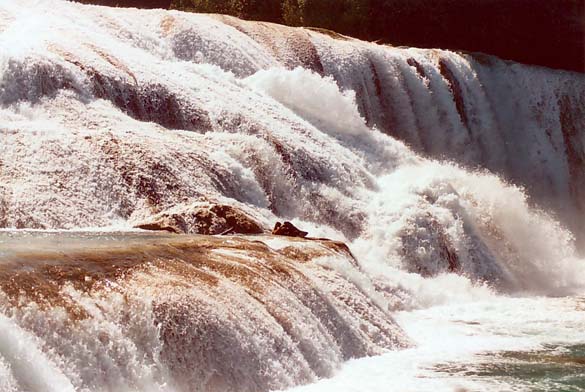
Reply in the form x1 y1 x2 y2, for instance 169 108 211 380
272 221 308 238
0 231 409 392
134 202 265 235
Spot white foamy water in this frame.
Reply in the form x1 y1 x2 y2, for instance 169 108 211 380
288 295 585 392
0 1 584 391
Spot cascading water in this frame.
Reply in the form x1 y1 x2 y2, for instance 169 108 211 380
0 1 584 391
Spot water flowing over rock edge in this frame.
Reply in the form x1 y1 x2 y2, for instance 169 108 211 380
0 231 408 392
0 1 584 391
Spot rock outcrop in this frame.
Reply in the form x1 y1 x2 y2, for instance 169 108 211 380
272 221 309 238
0 231 409 392
134 202 265 235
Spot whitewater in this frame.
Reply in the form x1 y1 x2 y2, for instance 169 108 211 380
0 1 584 391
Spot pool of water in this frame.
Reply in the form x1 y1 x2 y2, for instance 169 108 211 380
433 344 585 391
288 296 585 392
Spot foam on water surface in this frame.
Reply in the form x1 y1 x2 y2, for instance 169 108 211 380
287 295 585 392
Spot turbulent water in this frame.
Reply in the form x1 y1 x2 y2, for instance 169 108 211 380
0 1 584 391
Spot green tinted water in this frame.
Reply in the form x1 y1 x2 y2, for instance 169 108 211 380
434 345 585 391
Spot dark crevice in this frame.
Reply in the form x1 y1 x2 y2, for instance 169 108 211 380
438 58 470 130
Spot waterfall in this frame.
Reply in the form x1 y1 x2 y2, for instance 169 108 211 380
0 1 584 391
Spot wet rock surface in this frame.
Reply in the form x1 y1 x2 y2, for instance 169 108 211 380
0 231 409 392
272 221 309 238
134 202 265 235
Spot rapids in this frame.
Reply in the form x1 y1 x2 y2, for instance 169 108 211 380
0 1 584 391
0 231 408 392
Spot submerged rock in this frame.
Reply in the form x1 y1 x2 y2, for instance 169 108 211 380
134 202 264 235
0 231 409 392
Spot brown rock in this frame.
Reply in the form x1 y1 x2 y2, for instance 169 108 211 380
272 221 308 238
135 221 180 234
134 202 264 235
